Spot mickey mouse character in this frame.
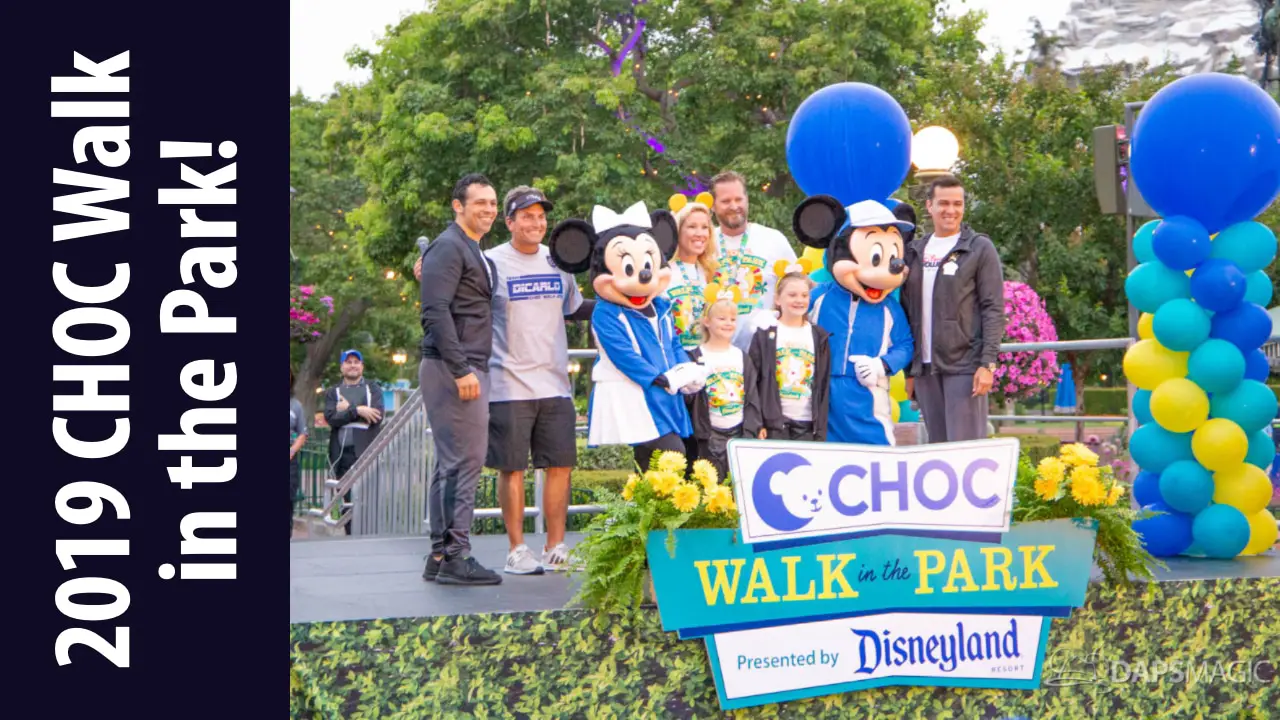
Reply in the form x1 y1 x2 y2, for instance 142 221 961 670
548 201 707 470
794 196 915 446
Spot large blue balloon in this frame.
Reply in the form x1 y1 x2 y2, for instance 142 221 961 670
1209 301 1273 353
1133 502 1194 557
1129 73 1280 234
1209 379 1278 433
1189 259 1247 312
1244 348 1271 382
1188 338 1246 393
1191 504 1251 558
1125 261 1191 313
1245 428 1275 470
1211 221 1278 274
1244 270 1274 307
1129 424 1195 473
1158 460 1215 514
786 83 912 206
1132 469 1162 506
1133 220 1159 264
1152 216 1211 270
1133 388 1153 425
1152 298 1211 351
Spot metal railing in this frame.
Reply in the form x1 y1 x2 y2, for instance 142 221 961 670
297 337 1279 537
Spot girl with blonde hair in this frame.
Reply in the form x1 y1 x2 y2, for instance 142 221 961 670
686 285 758 480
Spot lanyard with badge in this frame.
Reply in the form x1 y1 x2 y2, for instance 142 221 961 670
717 229 751 283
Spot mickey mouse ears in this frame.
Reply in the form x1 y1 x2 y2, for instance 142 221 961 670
669 192 715 214
773 258 814 278
702 283 742 305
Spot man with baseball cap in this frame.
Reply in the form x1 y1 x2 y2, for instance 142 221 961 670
485 185 594 574
323 348 384 534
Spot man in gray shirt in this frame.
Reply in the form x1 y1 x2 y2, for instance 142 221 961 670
486 186 594 574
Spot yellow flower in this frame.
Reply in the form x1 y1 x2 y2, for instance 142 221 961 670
1060 443 1099 468
622 474 640 501
672 482 701 512
1106 484 1125 506
705 486 736 515
657 451 687 475
692 459 720 491
1037 456 1066 486
646 470 680 497
1069 465 1107 506
1034 475 1061 501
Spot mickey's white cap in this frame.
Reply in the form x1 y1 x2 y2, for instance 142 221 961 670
844 200 914 235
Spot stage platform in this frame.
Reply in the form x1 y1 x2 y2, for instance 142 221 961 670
289 531 1280 624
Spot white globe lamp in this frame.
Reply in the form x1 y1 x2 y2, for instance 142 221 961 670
912 126 960 182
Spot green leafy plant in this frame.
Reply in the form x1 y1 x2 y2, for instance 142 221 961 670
1012 443 1161 587
567 450 739 612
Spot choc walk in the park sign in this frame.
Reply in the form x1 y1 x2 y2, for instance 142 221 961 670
644 437 1098 710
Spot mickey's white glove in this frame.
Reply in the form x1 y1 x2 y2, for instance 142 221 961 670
663 363 708 395
851 355 887 389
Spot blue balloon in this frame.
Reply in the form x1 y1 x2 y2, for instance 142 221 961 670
1152 298 1211 351
1129 424 1195 473
785 83 912 206
1152 216 1211 270
1189 258 1247 312
1209 301 1273 353
1209 379 1278 433
1133 389 1153 425
1191 504 1251 558
1158 460 1215 514
1133 220 1159 264
1132 470 1163 506
1133 502 1195 557
1187 339 1246 393
1125 262 1191 313
1244 270 1274 307
1245 348 1271 382
1211 221 1278 274
1129 73 1280 234
1245 428 1275 470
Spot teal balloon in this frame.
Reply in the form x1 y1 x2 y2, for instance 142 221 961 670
1158 460 1215 514
1129 424 1195 473
1210 221 1277 274
1208 379 1278 433
1133 389 1153 425
1245 428 1275 469
1244 270 1273 307
899 400 920 422
810 268 834 285
1133 220 1159 264
1191 504 1251 558
1125 261 1191 313
1152 298 1211 351
1187 339 1246 394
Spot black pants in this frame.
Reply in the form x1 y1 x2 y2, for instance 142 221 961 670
697 424 745 484
634 433 686 473
333 446 358 535
290 457 301 538
781 419 816 442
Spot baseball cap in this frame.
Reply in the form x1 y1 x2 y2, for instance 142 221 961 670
843 200 915 236
505 189 554 218
340 349 363 363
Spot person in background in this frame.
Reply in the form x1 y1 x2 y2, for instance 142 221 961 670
747 272 831 441
290 366 309 539
323 349 384 535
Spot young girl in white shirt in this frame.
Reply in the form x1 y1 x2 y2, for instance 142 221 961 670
747 269 831 441
686 287 757 481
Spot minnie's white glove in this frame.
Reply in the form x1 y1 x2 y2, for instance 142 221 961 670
851 355 886 389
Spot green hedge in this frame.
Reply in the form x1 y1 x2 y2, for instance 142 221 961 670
1031 385 1280 417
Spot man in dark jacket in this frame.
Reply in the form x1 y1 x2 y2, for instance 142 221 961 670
418 173 503 586
323 349 384 535
901 175 1005 443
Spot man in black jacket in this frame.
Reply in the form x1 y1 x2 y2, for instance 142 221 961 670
418 173 503 586
323 349 384 535
901 175 1005 443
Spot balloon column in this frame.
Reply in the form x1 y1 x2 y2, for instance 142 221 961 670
1124 73 1280 559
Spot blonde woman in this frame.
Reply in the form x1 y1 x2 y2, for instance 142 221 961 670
665 192 720 350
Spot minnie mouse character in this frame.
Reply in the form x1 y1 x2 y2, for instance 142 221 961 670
794 196 915 446
548 201 707 470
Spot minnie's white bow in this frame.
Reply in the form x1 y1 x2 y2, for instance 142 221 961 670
779 261 805 275
592 201 651 233
715 289 735 301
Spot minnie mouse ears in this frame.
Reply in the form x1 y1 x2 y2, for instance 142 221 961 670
669 192 715 214
702 283 742 306
773 257 815 278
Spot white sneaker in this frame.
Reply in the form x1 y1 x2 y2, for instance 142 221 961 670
542 542 570 571
504 544 545 575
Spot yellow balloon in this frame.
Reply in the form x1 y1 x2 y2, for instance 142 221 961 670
1191 418 1249 472
801 246 826 268
1212 464 1273 515
890 372 907 402
891 401 901 423
1149 378 1209 433
1123 339 1189 391
1137 313 1154 340
1241 508 1279 556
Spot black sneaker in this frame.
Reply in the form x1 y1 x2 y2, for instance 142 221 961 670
422 553 444 582
435 555 503 586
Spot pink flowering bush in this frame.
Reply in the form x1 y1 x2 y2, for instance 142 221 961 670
290 285 334 343
993 281 1061 404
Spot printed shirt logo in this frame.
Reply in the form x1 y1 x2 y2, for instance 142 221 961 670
668 283 705 349
507 273 564 301
714 249 767 316
706 369 745 417
776 344 815 399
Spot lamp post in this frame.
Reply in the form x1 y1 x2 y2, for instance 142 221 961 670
908 125 960 235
